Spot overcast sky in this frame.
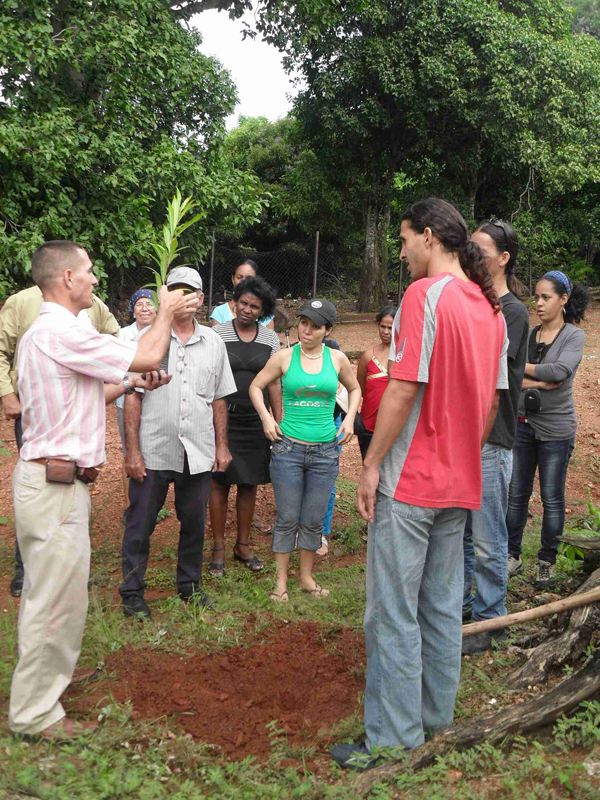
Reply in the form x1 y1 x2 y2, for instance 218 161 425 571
191 8 296 129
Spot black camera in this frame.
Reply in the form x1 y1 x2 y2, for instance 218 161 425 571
523 388 542 412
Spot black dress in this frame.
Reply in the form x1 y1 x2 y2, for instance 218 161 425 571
212 320 280 486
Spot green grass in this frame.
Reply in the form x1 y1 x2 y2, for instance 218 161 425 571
2 486 600 798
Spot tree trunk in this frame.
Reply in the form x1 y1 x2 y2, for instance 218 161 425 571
357 174 392 312
507 567 600 689
353 649 600 797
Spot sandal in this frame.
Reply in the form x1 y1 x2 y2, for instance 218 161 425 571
208 547 225 577
301 584 330 598
233 541 263 572
269 590 289 603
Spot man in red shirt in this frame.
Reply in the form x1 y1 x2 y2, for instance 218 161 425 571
332 198 508 769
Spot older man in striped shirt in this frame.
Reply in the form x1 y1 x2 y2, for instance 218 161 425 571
10 241 198 741
120 267 236 618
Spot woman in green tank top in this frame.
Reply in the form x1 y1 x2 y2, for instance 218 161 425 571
249 299 361 602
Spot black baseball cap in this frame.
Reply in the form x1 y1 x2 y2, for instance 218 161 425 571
297 298 337 328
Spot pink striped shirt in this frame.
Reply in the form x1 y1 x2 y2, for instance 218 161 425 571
19 302 137 467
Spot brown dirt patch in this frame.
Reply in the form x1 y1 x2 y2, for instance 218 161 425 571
66 621 365 761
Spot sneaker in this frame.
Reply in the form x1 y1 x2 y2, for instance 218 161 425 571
330 740 381 771
462 628 506 655
508 555 523 578
10 570 24 598
122 594 151 619
534 560 556 588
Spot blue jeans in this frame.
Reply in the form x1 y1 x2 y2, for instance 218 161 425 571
270 436 339 552
507 421 575 565
364 493 467 750
323 416 342 537
463 443 513 620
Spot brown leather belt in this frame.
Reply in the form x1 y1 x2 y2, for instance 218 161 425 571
31 458 100 484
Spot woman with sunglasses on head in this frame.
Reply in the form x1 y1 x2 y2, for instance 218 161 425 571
356 305 398 461
209 260 275 330
460 218 530 653
506 271 589 589
249 299 361 602
209 276 282 575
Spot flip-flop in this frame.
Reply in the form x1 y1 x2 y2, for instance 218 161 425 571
301 585 330 598
269 590 289 603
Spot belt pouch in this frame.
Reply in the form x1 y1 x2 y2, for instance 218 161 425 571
45 459 76 484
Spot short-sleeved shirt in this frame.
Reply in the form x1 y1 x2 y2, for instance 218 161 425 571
136 321 236 473
213 321 280 408
18 302 136 466
488 292 530 450
379 274 508 510
209 302 274 328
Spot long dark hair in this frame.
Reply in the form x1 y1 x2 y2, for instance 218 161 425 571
402 198 500 313
233 275 277 320
475 218 525 299
541 275 589 324
232 259 258 276
376 304 398 323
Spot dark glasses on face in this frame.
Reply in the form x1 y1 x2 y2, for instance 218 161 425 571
168 284 195 295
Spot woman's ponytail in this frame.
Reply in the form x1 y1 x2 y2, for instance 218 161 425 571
458 242 500 313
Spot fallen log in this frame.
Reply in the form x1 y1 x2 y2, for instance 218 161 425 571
352 650 600 797
558 535 600 551
507 568 600 688
462 585 600 637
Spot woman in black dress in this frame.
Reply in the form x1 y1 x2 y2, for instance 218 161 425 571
209 276 282 575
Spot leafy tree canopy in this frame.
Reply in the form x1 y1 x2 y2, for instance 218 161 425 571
0 0 265 298
256 0 600 308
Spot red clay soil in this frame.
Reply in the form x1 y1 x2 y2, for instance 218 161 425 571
67 621 365 761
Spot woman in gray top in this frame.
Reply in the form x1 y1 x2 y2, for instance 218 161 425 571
507 270 589 588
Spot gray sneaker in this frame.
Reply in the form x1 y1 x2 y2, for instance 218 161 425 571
508 555 523 578
534 560 556 588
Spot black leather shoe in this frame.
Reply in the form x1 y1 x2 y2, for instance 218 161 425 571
10 571 24 598
177 584 214 609
122 594 151 619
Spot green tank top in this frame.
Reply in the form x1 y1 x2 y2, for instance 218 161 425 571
281 344 339 442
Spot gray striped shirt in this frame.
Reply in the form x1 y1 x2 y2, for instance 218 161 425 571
136 321 236 473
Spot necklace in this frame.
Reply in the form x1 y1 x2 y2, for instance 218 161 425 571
300 344 324 360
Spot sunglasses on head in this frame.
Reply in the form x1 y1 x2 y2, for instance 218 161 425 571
485 216 509 251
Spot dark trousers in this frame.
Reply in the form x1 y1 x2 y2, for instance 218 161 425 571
119 458 211 596
14 417 24 572
506 420 575 565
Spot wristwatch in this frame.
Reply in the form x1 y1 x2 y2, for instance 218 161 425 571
123 375 136 395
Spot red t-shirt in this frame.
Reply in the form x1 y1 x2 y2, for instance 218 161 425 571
379 273 508 510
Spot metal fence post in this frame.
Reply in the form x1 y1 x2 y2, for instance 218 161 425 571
529 251 532 297
312 231 320 299
398 261 404 306
208 230 215 314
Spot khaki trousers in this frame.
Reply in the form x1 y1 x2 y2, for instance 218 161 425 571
9 459 91 734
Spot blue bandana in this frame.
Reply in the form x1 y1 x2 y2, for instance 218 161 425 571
129 288 154 317
542 271 572 298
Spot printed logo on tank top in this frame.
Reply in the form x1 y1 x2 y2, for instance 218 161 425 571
287 384 331 407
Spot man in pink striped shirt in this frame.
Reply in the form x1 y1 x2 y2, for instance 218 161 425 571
9 240 198 741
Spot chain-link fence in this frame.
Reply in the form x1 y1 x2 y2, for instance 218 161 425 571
108 233 348 321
